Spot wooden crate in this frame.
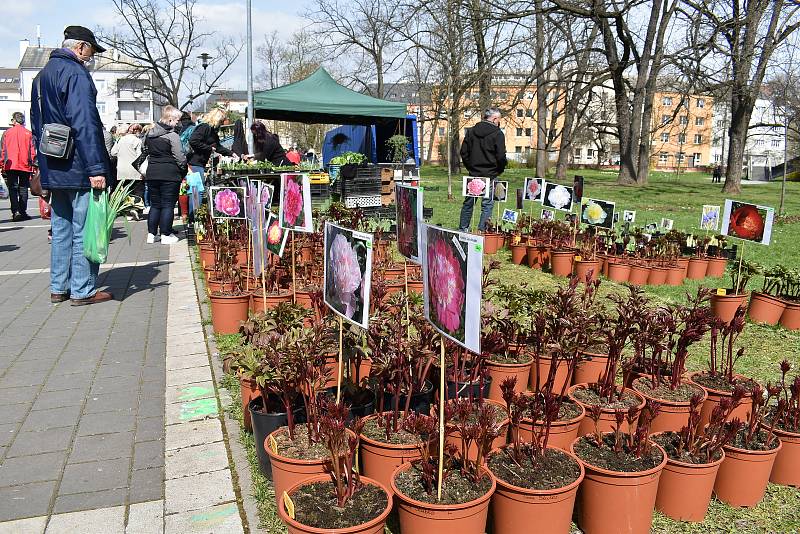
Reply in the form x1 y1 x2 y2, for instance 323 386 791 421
381 190 396 206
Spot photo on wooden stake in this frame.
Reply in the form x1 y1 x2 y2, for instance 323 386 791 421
279 173 313 232
209 186 247 219
422 224 483 353
323 222 373 328
493 180 508 202
623 210 636 223
541 208 554 221
542 182 574 212
523 177 544 202
661 218 674 230
581 198 615 229
721 199 775 245
700 204 721 231
462 176 491 198
501 209 519 224
396 184 424 263
264 211 289 258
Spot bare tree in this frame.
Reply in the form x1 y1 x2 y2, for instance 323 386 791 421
256 30 283 90
98 0 242 110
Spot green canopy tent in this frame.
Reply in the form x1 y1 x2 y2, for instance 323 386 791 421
252 67 408 125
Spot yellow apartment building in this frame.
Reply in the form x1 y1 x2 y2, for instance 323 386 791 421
648 91 715 170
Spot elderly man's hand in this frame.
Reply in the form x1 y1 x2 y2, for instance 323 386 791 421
89 176 106 190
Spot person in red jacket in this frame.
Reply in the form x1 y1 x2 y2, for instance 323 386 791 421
1 112 37 221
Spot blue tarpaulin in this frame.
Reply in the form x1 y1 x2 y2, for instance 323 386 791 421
322 115 419 166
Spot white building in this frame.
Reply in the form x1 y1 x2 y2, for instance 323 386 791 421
17 40 162 130
711 98 786 180
0 67 28 133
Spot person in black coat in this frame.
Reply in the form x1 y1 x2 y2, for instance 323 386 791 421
145 106 186 245
248 122 290 166
458 107 507 232
187 108 232 177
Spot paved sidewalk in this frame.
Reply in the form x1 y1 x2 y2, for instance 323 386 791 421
0 200 245 533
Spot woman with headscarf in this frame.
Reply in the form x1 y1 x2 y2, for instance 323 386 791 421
248 122 291 166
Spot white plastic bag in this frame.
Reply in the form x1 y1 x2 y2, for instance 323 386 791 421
0 175 8 199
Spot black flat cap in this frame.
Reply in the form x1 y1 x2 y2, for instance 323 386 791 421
64 25 107 54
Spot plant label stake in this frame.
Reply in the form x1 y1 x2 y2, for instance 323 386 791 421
258 206 267 311
404 260 410 339
336 315 344 403
736 241 744 294
291 231 297 304
437 333 445 501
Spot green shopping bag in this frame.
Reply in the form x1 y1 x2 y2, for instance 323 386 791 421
84 190 110 264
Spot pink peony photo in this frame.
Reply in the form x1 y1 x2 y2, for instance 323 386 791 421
283 177 304 226
427 233 466 333
467 178 487 197
328 233 362 318
213 188 242 217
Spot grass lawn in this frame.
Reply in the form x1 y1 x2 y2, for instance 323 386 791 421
215 166 800 533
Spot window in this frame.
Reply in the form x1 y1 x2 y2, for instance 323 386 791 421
526 109 533 118
587 148 594 158
575 148 582 158
680 115 688 125
662 96 673 106
438 127 445 136
695 117 705 126
714 154 721 163
516 109 523 118
525 128 532 137
96 102 106 114
693 153 701 165
661 114 670 124
678 133 686 144
696 99 705 108
716 119 725 128
694 134 702 144
661 132 670 142
515 146 522 153
516 128 523 136
756 139 765 146
0 96 7 101
677 152 686 163
772 139 781 147
94 79 107 94
659 152 668 164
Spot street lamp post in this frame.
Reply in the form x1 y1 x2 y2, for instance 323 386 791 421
246 0 254 151
198 52 212 113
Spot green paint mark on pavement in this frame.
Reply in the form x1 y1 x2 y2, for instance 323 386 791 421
180 397 218 420
190 503 238 527
178 385 214 401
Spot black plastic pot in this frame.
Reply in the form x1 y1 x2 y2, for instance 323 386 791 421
446 376 492 400
248 396 305 480
382 380 434 415
322 386 376 422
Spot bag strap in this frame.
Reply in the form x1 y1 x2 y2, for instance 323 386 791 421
36 76 43 125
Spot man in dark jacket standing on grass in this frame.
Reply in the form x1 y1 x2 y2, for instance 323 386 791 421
30 26 113 306
458 107 507 232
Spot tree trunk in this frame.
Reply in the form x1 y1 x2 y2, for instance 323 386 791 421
723 98 753 194
534 0 547 178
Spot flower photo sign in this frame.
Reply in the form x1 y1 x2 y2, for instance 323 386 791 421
541 209 554 221
542 182 574 212
581 198 615 229
660 218 674 231
209 186 247 220
462 176 491 198
523 177 544 202
501 209 519 224
623 210 636 223
279 173 313 232
323 222 373 328
721 199 775 245
395 184 424 264
493 180 509 202
422 224 483 353
264 211 289 258
700 205 721 231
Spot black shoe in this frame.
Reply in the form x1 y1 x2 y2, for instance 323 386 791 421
19 213 31 221
12 213 22 222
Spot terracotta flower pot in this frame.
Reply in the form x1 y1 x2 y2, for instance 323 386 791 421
406 279 424 293
382 267 405 280
574 351 608 385
510 244 527 265
295 289 314 309
206 276 223 294
390 463 495 534
209 293 250 335
676 257 690 278
632 378 708 433
518 402 585 451
655 445 725 522
686 257 709 279
770 427 800 486
178 194 189 217
278 475 393 534
526 245 545 269
570 437 667 534
687 372 754 428
710 292 748 323
264 428 331 506
606 261 630 283
530 355 573 395
550 250 574 277
705 257 728 277
490 446 585 534
199 245 215 269
448 419 508 463
779 299 800 330
236 248 249 267
485 358 532 402
359 416 424 491
627 264 650 286
567 384 646 436
251 289 293 313
747 292 787 325
599 255 609 278
574 259 601 282
647 266 668 286
665 266 684 286
240 376 259 432
714 440 782 507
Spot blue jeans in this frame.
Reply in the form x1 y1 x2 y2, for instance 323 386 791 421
50 189 100 299
459 196 494 232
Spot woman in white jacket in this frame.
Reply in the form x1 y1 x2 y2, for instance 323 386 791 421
110 123 146 218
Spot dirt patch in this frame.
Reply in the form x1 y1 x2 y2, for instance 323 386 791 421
293 481 388 529
394 463 492 505
487 446 581 490
573 434 663 472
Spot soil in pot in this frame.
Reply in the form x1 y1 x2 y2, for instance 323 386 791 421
651 431 725 522
359 414 424 491
632 377 707 433
568 384 645 435
715 429 782 507
571 434 666 534
281 478 390 533
518 398 584 451
689 372 755 427
487 446 584 534
485 355 532 402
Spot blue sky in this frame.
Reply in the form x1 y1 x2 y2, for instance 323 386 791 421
0 0 310 89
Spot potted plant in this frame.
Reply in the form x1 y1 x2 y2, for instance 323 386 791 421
651 391 743 521
765 360 800 486
779 268 800 330
390 406 500 533
547 221 575 277
277 400 393 534
508 217 529 265
573 233 601 282
688 307 756 427
445 396 508 466
686 235 711 279
713 384 783 507
486 379 585 534
209 229 251 334
747 264 788 325
570 401 666 534
705 235 730 277
710 259 760 323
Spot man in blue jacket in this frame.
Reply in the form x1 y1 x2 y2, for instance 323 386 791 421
30 26 113 305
